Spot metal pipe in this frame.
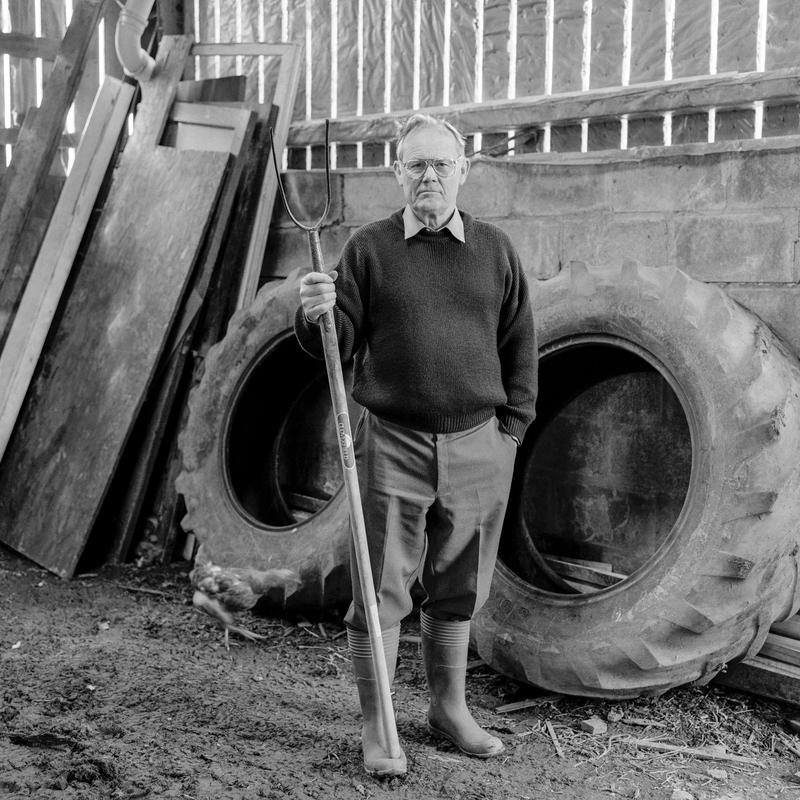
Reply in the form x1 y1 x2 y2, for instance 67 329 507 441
115 0 156 81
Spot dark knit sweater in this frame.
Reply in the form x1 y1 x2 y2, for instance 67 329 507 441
294 209 538 441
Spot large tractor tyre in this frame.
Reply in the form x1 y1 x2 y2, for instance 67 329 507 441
176 269 355 614
472 261 800 699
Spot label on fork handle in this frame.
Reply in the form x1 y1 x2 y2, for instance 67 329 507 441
337 413 355 469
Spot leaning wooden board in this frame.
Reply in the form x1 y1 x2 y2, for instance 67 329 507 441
0 77 135 465
0 36 234 578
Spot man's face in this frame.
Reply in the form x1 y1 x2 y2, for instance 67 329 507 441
393 126 470 227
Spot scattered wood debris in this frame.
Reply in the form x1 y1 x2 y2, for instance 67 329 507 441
545 720 565 758
496 694 564 713
622 715 669 728
622 737 764 766
580 716 608 735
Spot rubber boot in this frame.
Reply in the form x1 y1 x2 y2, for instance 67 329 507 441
421 612 504 758
347 625 407 778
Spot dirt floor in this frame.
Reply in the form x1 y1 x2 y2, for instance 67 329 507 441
3 542 800 800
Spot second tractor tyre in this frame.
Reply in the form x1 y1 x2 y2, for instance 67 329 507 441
472 261 800 699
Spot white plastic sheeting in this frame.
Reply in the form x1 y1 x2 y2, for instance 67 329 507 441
190 0 800 138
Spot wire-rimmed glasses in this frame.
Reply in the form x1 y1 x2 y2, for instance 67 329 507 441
398 157 463 179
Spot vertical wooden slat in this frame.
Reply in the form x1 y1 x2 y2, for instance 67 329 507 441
356 0 363 167
620 0 633 149
304 0 311 168
0 0 108 290
472 0 483 153
235 0 242 74
754 0 767 137
580 0 592 152
412 0 420 110
543 0 554 152
383 0 390 164
507 0 516 154
9 0 35 143
708 0 719 141
212 0 221 75
330 0 337 167
664 0 675 145
442 0 451 107
33 0 43 105
2 0 13 166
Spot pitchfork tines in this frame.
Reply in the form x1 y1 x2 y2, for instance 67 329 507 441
270 118 332 233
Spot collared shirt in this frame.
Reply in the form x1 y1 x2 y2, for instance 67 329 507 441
402 205 465 242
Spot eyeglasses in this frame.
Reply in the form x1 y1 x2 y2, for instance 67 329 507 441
398 157 462 179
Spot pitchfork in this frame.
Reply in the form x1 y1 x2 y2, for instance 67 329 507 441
269 121 403 762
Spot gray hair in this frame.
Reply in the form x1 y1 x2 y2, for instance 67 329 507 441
395 113 466 159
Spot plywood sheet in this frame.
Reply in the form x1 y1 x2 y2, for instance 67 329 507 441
0 36 231 577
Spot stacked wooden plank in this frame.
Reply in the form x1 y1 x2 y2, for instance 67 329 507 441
0 36 234 576
0 26 302 576
541 553 627 593
715 615 800 707
0 30 298 576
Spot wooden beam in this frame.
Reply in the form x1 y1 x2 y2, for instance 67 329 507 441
543 556 626 588
287 67 800 147
0 126 79 148
714 655 800 707
0 0 109 290
771 615 800 640
759 633 800 668
0 32 60 60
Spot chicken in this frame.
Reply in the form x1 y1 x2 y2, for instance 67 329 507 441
189 546 301 649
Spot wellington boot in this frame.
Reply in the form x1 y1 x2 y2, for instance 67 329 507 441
421 612 504 758
347 626 407 778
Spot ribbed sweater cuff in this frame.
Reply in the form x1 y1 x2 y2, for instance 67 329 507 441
497 413 530 444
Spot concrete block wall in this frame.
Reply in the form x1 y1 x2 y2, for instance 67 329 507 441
263 136 800 359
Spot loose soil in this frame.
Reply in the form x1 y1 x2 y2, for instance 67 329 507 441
2 541 800 800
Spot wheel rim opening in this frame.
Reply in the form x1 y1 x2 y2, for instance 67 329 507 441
225 333 359 528
500 340 692 596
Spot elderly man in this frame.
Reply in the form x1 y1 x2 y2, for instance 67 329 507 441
294 113 538 777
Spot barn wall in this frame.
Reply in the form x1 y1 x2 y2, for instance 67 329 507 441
263 136 800 358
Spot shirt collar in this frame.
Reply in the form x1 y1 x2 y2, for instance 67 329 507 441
402 205 465 242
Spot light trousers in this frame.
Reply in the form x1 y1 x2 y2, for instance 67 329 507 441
344 412 517 631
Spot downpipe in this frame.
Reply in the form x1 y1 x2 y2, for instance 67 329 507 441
115 0 157 81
